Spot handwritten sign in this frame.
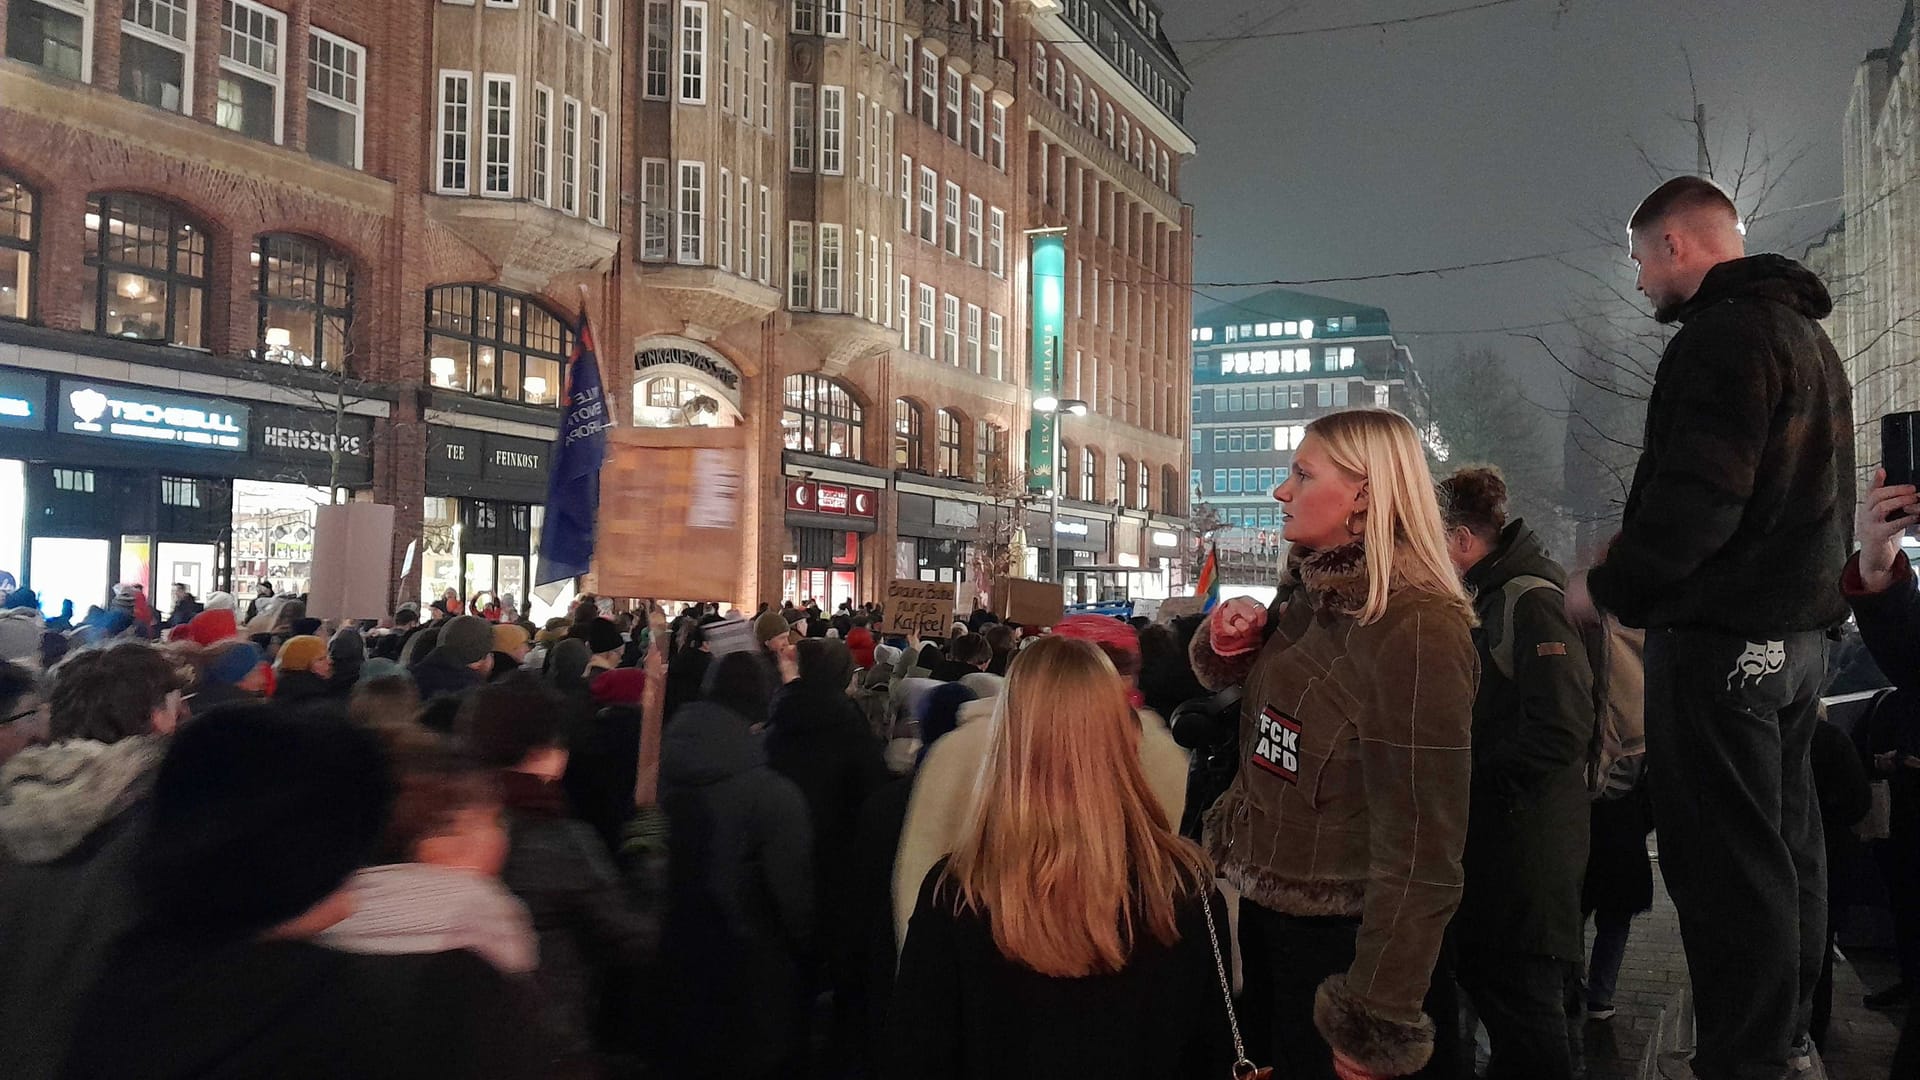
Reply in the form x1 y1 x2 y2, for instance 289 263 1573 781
884 578 957 636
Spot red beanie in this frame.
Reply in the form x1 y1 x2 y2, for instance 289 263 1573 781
1052 615 1141 680
183 609 239 646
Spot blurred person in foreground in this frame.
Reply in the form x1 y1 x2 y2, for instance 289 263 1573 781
887 635 1232 1079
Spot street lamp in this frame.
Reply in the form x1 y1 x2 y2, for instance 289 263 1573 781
1034 356 1089 586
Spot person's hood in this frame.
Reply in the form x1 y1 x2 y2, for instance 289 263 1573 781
956 696 997 728
0 608 45 665
272 670 336 702
1674 253 1832 325
769 677 865 735
1463 519 1566 597
0 735 165 862
660 701 767 788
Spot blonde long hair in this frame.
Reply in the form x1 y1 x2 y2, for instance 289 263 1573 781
945 636 1211 977
1306 408 1474 626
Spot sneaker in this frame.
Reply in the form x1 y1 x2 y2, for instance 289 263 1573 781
1586 1003 1616 1021
1864 981 1912 1009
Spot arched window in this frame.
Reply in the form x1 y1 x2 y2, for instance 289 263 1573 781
425 284 571 406
1137 459 1150 511
893 398 923 470
936 408 963 477
84 193 209 347
1081 445 1097 502
974 421 1004 484
635 376 736 427
1161 464 1179 516
1116 455 1132 507
0 173 34 321
783 373 864 459
255 234 352 370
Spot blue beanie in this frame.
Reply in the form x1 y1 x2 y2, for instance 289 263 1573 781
205 642 264 686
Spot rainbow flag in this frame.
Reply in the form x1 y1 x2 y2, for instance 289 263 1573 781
1195 543 1221 613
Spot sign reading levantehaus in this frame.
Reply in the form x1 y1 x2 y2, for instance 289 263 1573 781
56 379 248 452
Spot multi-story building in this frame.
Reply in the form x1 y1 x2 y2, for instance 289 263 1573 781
1188 288 1428 583
1836 0 1920 493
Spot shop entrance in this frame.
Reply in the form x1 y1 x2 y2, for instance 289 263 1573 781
28 536 109 619
784 527 862 611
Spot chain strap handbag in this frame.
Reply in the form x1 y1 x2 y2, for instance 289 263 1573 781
1199 890 1273 1080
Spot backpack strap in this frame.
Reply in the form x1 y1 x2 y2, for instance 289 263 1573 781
1490 574 1562 682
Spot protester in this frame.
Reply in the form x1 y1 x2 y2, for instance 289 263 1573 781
584 618 645 707
0 642 186 1078
1808 711 1872 1051
1190 408 1476 1080
1565 177 1855 1080
412 615 495 702
888 635 1231 1079
164 582 202 629
319 746 536 974
458 675 657 1074
272 634 342 715
846 615 877 669
1579 784 1654 1022
327 626 367 689
1840 467 1920 1076
1438 466 1593 1079
490 622 531 682
370 606 422 662
982 623 1016 676
62 705 544 1079
349 675 434 753
659 651 813 1080
927 632 993 682
244 580 274 623
188 640 267 716
0 659 43 768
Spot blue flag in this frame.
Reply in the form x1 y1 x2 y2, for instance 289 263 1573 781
536 309 612 586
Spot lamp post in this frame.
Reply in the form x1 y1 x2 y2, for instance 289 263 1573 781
1032 338 1088 586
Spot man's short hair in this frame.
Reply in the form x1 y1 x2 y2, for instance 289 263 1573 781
948 633 992 667
454 673 564 768
1629 175 1738 233
48 641 187 742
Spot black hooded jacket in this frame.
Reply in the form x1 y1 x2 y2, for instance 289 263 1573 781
1587 254 1854 634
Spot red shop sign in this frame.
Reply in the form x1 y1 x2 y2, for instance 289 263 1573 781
848 488 876 518
786 480 816 512
787 480 879 518
817 485 850 514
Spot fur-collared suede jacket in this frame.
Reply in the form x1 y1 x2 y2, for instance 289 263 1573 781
1191 543 1477 1078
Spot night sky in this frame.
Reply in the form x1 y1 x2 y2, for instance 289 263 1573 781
1161 0 1898 398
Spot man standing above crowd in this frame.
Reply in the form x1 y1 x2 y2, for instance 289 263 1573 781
1567 176 1854 1080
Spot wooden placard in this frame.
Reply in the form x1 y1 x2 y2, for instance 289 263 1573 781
1155 597 1209 624
992 577 1065 628
595 427 747 603
883 578 957 636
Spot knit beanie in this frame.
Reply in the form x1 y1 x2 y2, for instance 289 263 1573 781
290 618 323 638
0 609 43 665
138 706 392 940
754 609 792 645
328 627 366 665
204 591 237 612
276 635 328 673
183 609 240 647
584 618 625 656
359 657 406 683
436 615 495 666
492 623 531 655
205 642 264 686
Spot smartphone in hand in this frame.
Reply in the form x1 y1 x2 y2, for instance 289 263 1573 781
1882 412 1920 521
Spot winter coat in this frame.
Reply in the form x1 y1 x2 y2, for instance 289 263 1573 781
1583 785 1654 916
1452 521 1594 962
1587 254 1855 635
766 676 892 950
496 769 658 1063
1846 549 1920 698
0 735 167 1079
663 647 711 725
854 776 914 1074
1190 541 1477 1079
893 696 1188 953
317 862 538 973
410 650 484 702
188 681 260 717
271 670 346 721
61 936 544 1080
887 856 1233 1080
659 701 815 1077
561 701 641 854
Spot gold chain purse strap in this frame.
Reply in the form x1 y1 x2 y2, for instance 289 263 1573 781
1199 890 1272 1080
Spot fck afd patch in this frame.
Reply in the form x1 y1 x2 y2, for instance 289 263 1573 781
1251 706 1302 783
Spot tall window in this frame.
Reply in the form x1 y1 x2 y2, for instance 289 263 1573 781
943 68 961 141
1137 460 1150 510
740 20 754 122
788 222 812 309
307 30 364 168
821 0 844 35
737 174 752 278
893 399 923 470
217 0 284 143
1032 42 1047 94
426 284 571 405
677 161 705 263
83 193 208 347
987 207 1004 276
1069 74 1082 125
817 223 842 312
940 294 960 365
481 74 515 196
899 154 912 230
593 0 608 43
1 175 37 321
916 283 935 357
678 0 706 103
717 167 732 271
919 49 937 122
559 97 580 213
789 83 815 171
6 0 90 80
436 72 471 193
975 422 1004 483
530 85 552 204
819 86 844 174
989 101 1006 170
640 158 669 259
986 312 1003 379
758 185 771 284
255 234 352 371
917 166 936 243
719 10 732 111
586 109 606 223
643 0 670 98
1081 446 1097 502
1162 465 1179 515
783 374 864 460
964 303 981 372
966 84 985 157
936 409 962 477
759 33 772 128
120 0 192 113
792 0 815 33
965 195 982 265
942 181 961 255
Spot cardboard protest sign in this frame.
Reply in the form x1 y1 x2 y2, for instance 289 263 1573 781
993 577 1065 628
595 427 746 603
883 578 957 635
1154 597 1208 624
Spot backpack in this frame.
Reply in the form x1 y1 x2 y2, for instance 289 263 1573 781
1486 575 1647 801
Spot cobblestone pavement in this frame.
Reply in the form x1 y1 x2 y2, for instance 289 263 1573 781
1573 856 1903 1080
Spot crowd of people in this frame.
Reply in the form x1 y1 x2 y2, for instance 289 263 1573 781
0 174 1913 1080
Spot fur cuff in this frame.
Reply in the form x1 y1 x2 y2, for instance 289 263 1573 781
1219 861 1364 918
1313 974 1435 1078
1188 614 1257 691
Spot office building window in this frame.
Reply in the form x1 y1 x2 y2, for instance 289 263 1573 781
480 74 515 196
83 193 208 347
677 160 704 263
254 233 351 371
120 0 192 114
217 0 284 143
425 284 570 406
790 83 815 171
679 0 706 102
788 222 812 309
820 85 844 173
641 158 669 259
818 223 842 311
783 374 864 460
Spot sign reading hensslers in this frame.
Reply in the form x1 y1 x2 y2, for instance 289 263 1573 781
56 379 248 452
883 578 958 636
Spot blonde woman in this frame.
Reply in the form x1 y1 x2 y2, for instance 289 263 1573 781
888 635 1233 1080
1191 408 1478 1080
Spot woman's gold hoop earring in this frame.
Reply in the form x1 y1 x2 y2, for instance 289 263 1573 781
1344 511 1364 537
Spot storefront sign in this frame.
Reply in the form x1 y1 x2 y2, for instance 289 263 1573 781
1024 509 1106 553
253 405 375 486
786 480 878 519
1028 231 1066 494
0 369 47 432
635 344 744 409
1152 530 1181 548
57 379 247 452
428 426 552 501
1054 520 1089 537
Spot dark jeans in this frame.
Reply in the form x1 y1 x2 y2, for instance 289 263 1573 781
1644 628 1827 1080
1456 946 1576 1080
1585 909 1633 1008
1237 901 1460 1080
